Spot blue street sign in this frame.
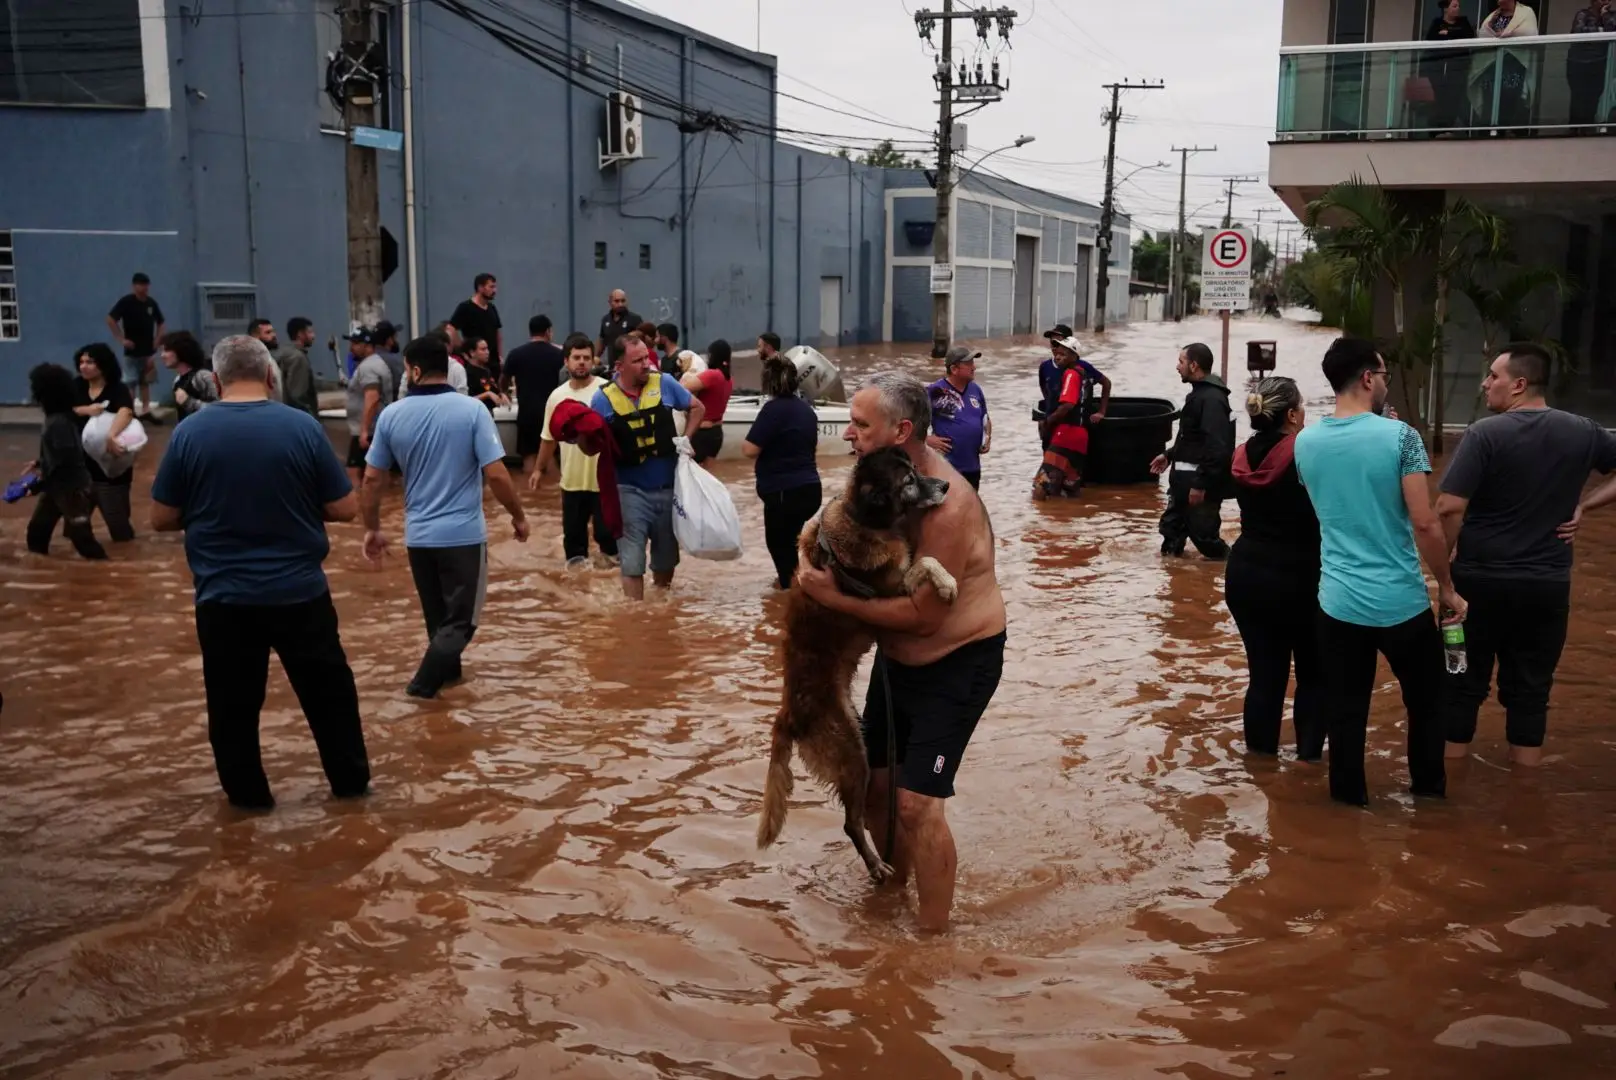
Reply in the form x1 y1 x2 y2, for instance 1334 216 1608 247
351 126 404 152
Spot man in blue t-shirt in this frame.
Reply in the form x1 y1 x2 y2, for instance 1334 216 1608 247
151 335 370 811
363 334 529 699
926 346 991 489
1293 337 1467 807
591 334 705 600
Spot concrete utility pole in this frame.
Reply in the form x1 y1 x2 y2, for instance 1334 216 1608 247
914 4 1018 357
342 0 384 331
1094 80 1162 333
1221 175 1260 229
1170 144 1214 322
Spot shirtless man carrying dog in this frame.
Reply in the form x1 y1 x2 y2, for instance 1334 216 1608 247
796 371 1007 931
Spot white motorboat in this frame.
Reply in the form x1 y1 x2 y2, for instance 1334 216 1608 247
318 346 853 462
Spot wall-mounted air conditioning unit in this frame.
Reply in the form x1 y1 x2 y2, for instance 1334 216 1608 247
599 90 644 169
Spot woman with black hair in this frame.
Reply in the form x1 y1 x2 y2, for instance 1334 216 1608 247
1226 376 1323 759
742 354 821 589
23 363 109 560
460 336 507 413
159 330 218 421
71 343 139 543
682 339 734 463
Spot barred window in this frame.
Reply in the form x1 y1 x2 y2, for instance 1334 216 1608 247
0 0 146 108
0 232 18 341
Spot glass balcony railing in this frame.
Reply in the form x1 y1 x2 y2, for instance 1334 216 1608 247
1277 33 1616 140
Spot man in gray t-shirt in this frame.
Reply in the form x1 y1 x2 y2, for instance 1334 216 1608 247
1436 345 1616 766
344 328 395 484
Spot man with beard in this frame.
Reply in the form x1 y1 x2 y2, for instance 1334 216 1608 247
794 371 1006 932
1435 342 1616 767
1294 336 1465 807
278 317 320 415
451 274 504 380
591 334 704 599
596 289 642 359
1150 342 1233 559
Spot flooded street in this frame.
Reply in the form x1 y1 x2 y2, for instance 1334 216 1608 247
2 313 1614 1078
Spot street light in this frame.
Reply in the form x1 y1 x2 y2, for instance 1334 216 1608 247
956 135 1036 183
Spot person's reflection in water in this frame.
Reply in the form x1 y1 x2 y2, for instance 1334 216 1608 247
1227 377 1325 761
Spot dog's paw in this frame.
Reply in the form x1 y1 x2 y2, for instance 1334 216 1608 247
931 570 959 603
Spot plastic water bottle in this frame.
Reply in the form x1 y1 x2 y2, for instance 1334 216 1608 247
1442 613 1467 675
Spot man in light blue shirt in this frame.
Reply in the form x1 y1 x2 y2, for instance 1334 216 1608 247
361 334 529 698
591 334 704 599
1293 337 1466 807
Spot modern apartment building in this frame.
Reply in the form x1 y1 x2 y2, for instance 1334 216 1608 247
1270 0 1616 424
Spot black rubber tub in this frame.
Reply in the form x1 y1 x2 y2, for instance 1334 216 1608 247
1032 396 1180 485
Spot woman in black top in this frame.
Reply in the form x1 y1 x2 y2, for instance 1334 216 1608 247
742 355 823 589
1226 377 1323 759
1423 0 1477 133
460 337 507 413
24 363 109 560
159 330 217 421
72 343 138 543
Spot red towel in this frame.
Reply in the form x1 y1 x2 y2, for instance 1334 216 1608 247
549 400 623 538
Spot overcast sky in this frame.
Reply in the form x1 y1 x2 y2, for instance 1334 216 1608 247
631 0 1300 249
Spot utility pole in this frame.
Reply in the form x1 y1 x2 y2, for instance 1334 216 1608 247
1170 144 1214 322
341 0 384 332
1094 79 1163 333
1221 175 1260 229
915 4 1018 357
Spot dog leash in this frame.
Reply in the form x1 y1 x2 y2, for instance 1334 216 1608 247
816 532 899 865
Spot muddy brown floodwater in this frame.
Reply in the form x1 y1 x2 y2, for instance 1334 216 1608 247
2 314 1615 1079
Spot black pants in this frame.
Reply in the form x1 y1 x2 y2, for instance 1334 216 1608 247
761 481 823 589
1317 608 1446 806
25 489 109 559
690 425 723 463
1225 549 1324 758
1444 574 1570 749
407 543 487 694
194 592 370 808
1159 470 1228 558
958 469 981 490
561 490 618 562
1568 61 1607 127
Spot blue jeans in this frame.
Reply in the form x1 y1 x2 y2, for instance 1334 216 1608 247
617 484 679 578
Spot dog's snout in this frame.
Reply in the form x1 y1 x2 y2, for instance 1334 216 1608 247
912 475 949 507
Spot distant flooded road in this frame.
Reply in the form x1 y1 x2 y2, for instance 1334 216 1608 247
3 314 1614 1078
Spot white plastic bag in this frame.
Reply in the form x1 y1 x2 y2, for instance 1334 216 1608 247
81 411 147 479
671 436 743 560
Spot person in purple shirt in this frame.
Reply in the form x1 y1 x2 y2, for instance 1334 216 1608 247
926 345 991 489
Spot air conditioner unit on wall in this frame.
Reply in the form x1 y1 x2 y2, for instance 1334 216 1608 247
600 90 644 169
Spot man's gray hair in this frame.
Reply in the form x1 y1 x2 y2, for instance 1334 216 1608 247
866 371 930 440
212 334 273 385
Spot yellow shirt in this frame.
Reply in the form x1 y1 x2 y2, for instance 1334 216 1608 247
541 376 607 492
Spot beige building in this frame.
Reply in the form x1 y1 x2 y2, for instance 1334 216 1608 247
1271 0 1616 424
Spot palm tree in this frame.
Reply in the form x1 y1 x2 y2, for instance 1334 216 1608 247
1456 264 1574 421
1305 177 1505 445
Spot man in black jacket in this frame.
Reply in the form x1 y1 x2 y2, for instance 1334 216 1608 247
1150 342 1234 559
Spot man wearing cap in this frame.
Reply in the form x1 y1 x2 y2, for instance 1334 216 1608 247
926 346 991 490
1036 336 1109 499
344 328 395 487
1038 325 1110 450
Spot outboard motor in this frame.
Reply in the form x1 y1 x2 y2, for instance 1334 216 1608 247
784 345 846 403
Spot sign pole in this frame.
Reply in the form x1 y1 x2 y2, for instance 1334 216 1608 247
1220 310 1230 382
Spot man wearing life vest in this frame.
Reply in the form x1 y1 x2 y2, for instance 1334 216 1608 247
589 334 705 599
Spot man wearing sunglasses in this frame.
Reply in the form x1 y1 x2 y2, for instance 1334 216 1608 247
1293 337 1466 808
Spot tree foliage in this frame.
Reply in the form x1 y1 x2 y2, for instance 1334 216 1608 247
859 140 925 169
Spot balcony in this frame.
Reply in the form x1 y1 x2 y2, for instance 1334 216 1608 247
1269 33 1616 213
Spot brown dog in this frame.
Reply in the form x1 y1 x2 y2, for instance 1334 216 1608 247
756 447 958 882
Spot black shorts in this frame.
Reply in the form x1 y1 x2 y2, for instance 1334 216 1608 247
346 436 367 470
690 424 724 463
861 630 1006 798
516 411 544 457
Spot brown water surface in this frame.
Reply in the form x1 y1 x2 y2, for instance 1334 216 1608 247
2 315 1614 1078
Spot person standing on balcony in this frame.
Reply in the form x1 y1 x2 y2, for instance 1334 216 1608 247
1475 0 1540 130
1423 0 1477 134
1568 1 1616 130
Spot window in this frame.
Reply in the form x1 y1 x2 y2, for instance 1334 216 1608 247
0 231 17 341
0 0 145 107
639 244 651 270
595 242 608 270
